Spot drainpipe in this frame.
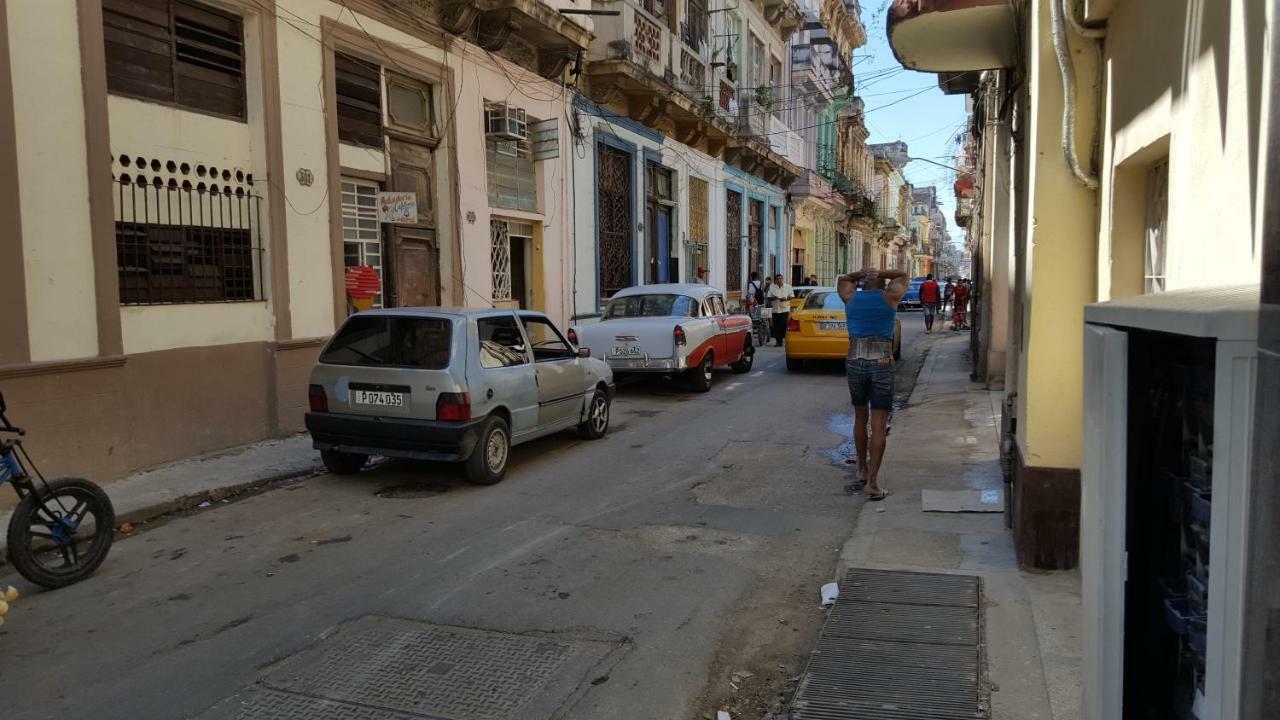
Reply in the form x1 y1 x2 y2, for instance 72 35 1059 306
1048 0 1099 190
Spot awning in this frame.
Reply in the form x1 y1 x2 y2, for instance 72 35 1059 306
887 0 1017 72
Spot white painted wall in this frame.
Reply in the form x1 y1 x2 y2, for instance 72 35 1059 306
9 0 98 362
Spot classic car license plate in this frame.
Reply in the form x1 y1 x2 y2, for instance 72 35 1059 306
352 389 406 407
819 321 846 331
611 345 642 357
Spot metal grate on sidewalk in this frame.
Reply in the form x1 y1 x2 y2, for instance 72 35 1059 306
789 569 985 720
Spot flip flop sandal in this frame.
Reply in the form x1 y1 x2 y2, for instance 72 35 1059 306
867 489 890 501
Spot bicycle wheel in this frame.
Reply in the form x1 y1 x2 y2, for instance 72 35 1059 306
6 477 115 588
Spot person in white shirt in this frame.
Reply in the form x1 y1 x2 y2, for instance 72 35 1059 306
767 273 792 346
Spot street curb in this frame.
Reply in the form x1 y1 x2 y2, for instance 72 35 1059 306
0 462 324 565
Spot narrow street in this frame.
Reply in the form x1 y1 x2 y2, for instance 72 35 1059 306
2 319 930 720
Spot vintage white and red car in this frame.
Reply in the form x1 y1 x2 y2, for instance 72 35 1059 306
568 284 755 392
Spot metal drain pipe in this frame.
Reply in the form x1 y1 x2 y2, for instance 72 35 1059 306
1049 0 1099 189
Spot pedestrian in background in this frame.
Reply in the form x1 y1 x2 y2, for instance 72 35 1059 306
942 277 954 312
919 273 941 333
837 267 909 500
767 273 792 346
746 272 764 309
952 279 970 329
809 273 820 286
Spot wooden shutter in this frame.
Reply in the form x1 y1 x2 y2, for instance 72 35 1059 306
104 0 175 104
336 53 383 148
103 0 245 119
173 1 246 118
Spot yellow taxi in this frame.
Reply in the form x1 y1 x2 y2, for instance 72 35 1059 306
784 287 902 371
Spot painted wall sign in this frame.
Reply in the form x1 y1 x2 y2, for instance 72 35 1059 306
378 191 417 223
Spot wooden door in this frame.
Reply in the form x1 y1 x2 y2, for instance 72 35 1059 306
387 138 439 306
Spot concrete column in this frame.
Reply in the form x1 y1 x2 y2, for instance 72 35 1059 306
985 75 1013 389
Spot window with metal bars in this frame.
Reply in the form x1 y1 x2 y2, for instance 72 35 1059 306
683 0 708 50
336 53 383 148
103 0 246 119
342 179 384 308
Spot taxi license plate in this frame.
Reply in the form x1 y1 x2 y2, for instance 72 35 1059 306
352 389 406 407
819 321 846 331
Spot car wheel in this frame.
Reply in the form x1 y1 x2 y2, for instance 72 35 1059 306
785 356 802 372
321 449 367 475
688 351 714 393
730 340 754 373
465 415 510 485
578 388 611 439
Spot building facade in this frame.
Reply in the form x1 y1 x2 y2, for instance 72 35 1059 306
0 0 589 497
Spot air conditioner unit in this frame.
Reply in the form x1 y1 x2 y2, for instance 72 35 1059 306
484 103 528 141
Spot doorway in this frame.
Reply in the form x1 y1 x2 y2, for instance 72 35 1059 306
748 199 763 281
646 161 675 284
387 137 440 307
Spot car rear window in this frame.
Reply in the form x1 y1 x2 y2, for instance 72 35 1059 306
804 292 846 310
319 316 452 369
604 294 696 319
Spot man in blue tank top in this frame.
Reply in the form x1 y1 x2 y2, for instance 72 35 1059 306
837 267 909 500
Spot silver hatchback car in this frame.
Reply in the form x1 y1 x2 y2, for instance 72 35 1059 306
305 308 615 484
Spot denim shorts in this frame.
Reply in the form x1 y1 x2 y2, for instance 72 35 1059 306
846 357 895 411
922 302 940 318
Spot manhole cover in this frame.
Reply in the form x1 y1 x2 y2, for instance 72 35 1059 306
198 617 617 720
789 569 985 720
375 483 451 499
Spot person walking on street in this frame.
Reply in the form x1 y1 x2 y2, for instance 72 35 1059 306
837 267 909 501
942 277 954 312
767 273 792 346
919 273 941 333
952 279 970 329
746 272 764 309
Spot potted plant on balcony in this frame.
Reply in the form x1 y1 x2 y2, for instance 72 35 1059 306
754 84 774 110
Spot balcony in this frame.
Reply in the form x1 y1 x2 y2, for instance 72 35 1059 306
791 43 840 103
763 0 806 41
582 0 736 149
818 0 868 62
769 116 805 168
887 0 1017 72
438 0 593 79
791 169 839 206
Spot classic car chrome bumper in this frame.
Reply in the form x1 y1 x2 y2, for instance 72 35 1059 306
606 355 688 372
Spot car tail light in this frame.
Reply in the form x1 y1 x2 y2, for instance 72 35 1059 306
308 384 328 413
787 316 800 332
567 327 578 345
674 325 686 346
436 392 471 421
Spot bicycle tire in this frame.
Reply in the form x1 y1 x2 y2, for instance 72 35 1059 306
6 477 115 589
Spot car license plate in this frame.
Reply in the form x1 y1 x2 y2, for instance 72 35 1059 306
611 345 642 357
819 321 846 331
352 389 406 407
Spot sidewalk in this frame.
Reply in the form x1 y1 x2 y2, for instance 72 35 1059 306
838 333 1082 720
0 433 321 559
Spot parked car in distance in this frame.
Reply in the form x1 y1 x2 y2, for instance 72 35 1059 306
569 284 754 392
785 288 902 370
899 277 926 310
306 308 614 485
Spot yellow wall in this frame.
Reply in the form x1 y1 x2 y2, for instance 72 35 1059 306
1015 0 1100 470
9 0 98 362
1097 0 1266 299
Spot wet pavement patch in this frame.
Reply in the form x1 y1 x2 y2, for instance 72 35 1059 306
196 616 618 720
789 568 985 720
375 483 452 499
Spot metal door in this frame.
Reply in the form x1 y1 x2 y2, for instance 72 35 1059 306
656 206 671 283
725 190 742 292
748 199 763 281
598 144 633 299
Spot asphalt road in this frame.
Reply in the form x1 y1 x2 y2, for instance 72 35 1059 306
0 314 930 720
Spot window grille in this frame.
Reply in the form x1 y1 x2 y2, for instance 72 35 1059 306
1144 158 1169 294
490 219 511 301
113 154 262 305
342 179 383 308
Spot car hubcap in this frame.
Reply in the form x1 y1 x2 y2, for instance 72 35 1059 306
591 396 608 432
703 359 713 381
485 429 508 473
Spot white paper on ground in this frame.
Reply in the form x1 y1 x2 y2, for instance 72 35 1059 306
717 711 732 720
820 582 839 607
921 489 1004 513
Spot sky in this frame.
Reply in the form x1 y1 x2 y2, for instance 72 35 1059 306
852 0 968 244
